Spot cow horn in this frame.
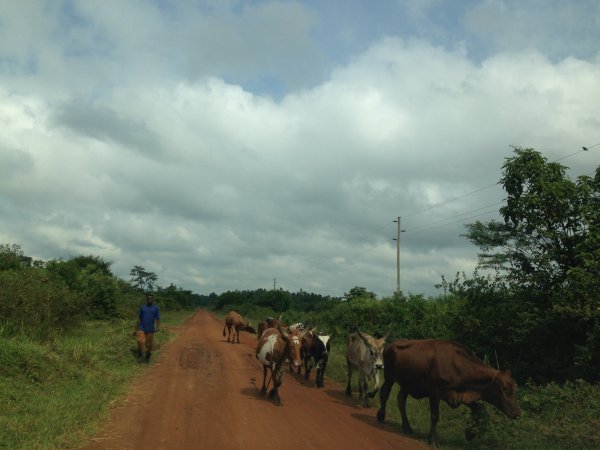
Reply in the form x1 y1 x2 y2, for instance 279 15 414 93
277 322 289 340
356 328 369 342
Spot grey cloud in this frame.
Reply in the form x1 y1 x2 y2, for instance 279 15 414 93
53 100 164 158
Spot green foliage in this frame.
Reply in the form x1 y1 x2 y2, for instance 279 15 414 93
0 312 191 450
344 286 377 301
129 265 158 293
0 267 84 338
459 148 600 382
0 244 35 270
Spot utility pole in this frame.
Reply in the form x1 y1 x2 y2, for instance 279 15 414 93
392 217 405 295
273 278 276 290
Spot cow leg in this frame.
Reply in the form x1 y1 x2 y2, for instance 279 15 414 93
465 402 483 441
270 365 284 406
376 379 393 423
304 357 312 380
428 396 441 447
398 387 414 435
368 370 380 399
345 363 353 397
316 362 326 388
360 374 369 407
260 366 268 396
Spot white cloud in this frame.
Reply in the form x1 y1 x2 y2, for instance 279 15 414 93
1 2 599 298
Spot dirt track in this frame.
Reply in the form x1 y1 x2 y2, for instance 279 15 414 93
82 310 428 450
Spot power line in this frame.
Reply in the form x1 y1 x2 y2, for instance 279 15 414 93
345 142 599 263
404 143 599 220
403 200 504 233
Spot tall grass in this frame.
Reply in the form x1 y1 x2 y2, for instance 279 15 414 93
0 311 193 450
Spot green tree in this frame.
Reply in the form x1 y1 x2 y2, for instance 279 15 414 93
464 147 597 292
462 147 600 382
344 286 376 302
129 265 158 293
0 244 34 270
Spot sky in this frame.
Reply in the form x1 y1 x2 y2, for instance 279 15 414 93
1 0 599 299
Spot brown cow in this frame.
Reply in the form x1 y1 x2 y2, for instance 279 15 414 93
255 324 303 406
222 310 256 343
377 339 520 447
256 317 285 340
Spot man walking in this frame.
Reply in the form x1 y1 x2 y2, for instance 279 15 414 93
137 293 161 363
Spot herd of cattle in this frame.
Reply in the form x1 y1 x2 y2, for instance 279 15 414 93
222 310 520 446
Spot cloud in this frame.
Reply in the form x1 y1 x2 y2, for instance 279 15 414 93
1 2 599 298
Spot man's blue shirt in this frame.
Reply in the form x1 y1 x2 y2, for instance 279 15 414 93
139 304 160 333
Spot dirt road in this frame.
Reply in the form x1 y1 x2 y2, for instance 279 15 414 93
82 310 428 450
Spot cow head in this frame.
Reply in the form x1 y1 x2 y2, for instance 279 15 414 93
244 321 257 334
357 328 388 370
278 323 303 369
486 370 520 419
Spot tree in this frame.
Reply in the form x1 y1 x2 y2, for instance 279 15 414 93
129 265 158 293
0 244 35 270
464 147 598 293
344 286 376 302
461 147 600 381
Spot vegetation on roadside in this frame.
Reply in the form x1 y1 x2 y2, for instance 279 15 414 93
0 311 191 450
0 246 200 449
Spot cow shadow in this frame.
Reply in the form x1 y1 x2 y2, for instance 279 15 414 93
239 376 272 401
349 411 429 444
321 387 368 410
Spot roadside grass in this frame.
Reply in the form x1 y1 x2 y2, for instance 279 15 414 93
0 310 193 450
324 340 600 450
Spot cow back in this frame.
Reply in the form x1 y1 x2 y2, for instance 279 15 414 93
225 310 243 328
383 339 520 417
256 328 285 366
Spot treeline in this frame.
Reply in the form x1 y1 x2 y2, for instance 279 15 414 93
212 148 600 385
0 245 207 339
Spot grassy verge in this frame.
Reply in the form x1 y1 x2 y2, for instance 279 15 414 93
0 310 194 450
324 340 600 449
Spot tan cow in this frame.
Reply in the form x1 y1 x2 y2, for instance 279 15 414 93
255 324 303 406
222 310 256 343
345 328 389 407
377 339 520 446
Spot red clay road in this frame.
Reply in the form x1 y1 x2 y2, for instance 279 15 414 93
82 309 429 450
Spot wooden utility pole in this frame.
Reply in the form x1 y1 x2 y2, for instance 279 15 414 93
393 216 404 295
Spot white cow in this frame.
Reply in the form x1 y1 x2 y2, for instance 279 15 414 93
345 328 389 407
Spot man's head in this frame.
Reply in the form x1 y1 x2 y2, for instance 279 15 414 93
146 293 155 305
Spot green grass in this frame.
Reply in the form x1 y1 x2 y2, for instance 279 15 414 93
324 340 600 449
0 310 194 450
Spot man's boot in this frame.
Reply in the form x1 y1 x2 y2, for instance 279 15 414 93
145 351 152 363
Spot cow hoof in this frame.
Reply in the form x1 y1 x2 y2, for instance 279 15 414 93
376 409 386 423
260 387 267 397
